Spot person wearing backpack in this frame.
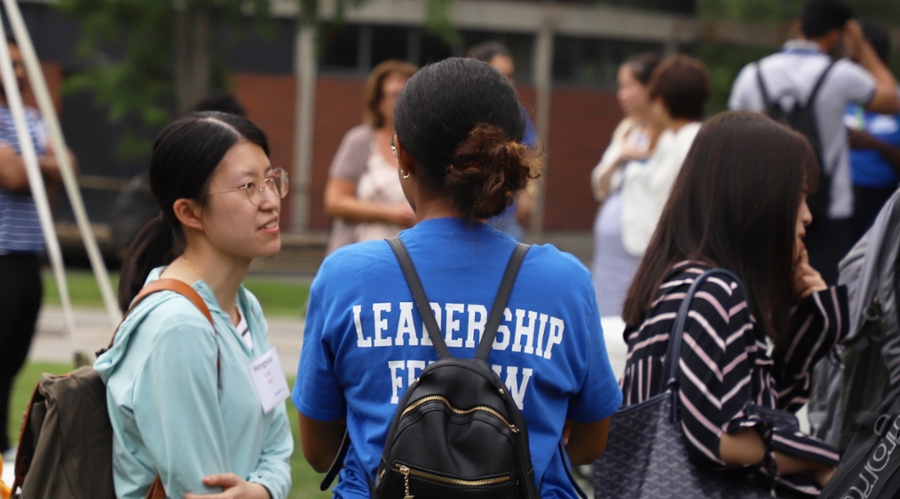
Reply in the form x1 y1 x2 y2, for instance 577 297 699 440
293 57 622 498
617 111 849 496
94 112 293 498
728 0 900 287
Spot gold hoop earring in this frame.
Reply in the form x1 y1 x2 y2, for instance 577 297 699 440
401 170 410 179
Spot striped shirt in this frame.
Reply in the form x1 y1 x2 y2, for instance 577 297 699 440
621 261 848 495
0 104 47 254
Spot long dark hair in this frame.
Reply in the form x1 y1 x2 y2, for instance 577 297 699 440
118 111 269 312
393 57 540 222
622 111 818 344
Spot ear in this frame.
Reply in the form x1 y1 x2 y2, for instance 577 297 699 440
172 198 204 232
395 136 418 180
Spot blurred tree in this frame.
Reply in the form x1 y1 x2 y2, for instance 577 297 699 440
58 0 453 158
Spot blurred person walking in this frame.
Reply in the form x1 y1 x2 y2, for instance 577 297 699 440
616 111 846 495
729 0 900 285
0 37 75 459
96 112 292 498
468 41 538 241
844 23 900 239
294 58 621 498
323 60 417 252
589 52 661 317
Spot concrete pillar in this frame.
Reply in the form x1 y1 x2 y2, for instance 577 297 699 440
291 22 317 231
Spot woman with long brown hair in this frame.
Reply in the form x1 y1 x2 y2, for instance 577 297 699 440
620 111 846 494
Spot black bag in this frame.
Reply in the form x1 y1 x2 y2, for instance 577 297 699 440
820 392 900 498
756 61 836 221
371 237 540 499
593 269 806 499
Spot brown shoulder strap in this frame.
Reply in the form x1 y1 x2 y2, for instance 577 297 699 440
107 278 213 350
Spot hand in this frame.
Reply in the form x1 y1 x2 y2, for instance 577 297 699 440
184 473 271 499
793 246 828 300
618 142 649 163
848 129 881 150
389 203 416 228
843 19 864 57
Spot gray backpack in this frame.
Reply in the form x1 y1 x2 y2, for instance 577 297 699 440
808 187 900 451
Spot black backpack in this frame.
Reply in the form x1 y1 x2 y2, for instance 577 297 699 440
820 390 900 498
370 237 540 499
756 60 836 220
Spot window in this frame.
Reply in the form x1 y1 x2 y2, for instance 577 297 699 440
553 36 663 87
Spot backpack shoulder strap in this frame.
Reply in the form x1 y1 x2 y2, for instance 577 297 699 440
754 62 773 108
806 60 838 109
476 243 530 360
387 237 451 358
105 278 214 350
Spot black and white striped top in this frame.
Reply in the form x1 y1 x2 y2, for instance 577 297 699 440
620 261 848 495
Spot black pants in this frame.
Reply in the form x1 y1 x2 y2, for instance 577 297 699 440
804 217 855 287
0 254 42 451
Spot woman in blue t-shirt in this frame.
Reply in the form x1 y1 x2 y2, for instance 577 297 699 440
293 58 622 498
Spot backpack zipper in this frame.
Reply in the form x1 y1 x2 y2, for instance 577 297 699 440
401 395 519 433
393 463 512 487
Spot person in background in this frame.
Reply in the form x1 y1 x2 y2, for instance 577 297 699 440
845 22 900 238
621 111 846 494
729 0 900 285
0 37 75 460
294 58 621 498
97 112 292 498
468 41 538 241
617 54 709 265
590 52 661 317
323 60 417 252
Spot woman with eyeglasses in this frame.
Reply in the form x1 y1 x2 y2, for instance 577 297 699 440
95 112 293 499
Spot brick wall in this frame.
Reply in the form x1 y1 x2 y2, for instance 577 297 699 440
234 71 622 231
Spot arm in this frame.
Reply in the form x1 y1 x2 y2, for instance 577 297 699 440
298 412 346 473
845 20 900 114
323 176 415 227
564 418 610 465
773 250 847 411
719 430 836 488
132 317 228 497
0 143 70 193
848 129 900 173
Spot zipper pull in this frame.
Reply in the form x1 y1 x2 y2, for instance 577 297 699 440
400 465 414 499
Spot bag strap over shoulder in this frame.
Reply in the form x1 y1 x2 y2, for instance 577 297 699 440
661 268 744 394
755 60 837 110
104 278 214 351
387 237 530 360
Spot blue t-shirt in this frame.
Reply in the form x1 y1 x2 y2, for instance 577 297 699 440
845 103 900 189
293 218 622 498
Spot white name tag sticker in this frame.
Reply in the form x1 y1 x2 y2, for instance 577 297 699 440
248 347 290 414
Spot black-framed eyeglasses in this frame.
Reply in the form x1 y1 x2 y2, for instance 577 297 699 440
207 168 289 207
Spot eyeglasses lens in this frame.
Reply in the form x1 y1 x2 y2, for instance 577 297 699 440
247 168 289 206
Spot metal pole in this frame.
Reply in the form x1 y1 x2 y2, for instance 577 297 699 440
292 21 317 231
0 16 81 354
530 23 553 239
3 0 121 328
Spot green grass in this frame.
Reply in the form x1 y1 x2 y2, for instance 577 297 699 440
9 362 330 498
42 270 310 318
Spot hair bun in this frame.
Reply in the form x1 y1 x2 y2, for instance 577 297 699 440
445 124 541 221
